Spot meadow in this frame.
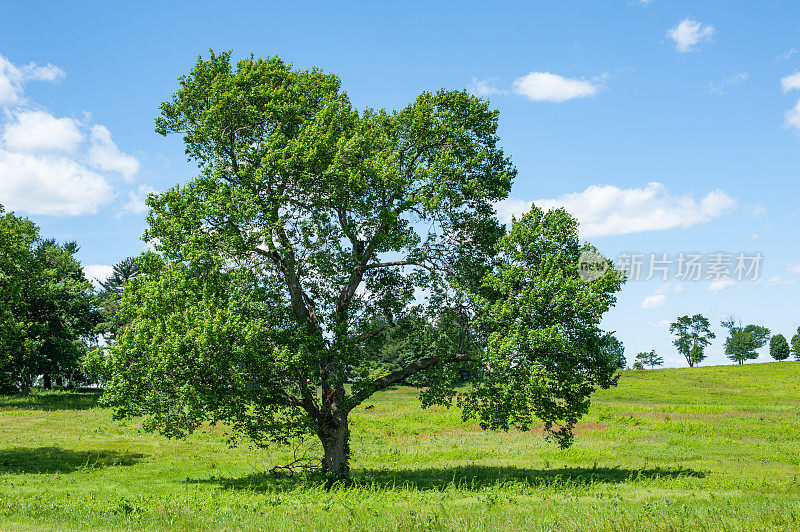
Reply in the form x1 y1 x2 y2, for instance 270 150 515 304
1 362 800 531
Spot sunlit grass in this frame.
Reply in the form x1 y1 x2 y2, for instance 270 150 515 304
1 362 800 530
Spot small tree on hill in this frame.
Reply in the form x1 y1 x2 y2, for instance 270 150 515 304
669 314 715 367
722 317 770 365
792 327 800 361
769 334 790 361
600 333 627 371
635 350 663 369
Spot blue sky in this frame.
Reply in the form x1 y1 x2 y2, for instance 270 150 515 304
1 1 799 367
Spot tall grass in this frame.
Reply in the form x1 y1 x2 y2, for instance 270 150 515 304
1 362 800 530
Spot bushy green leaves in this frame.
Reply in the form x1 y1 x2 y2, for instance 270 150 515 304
669 315 715 367
0 206 97 392
769 334 790 361
722 318 770 365
104 53 623 470
459 207 624 447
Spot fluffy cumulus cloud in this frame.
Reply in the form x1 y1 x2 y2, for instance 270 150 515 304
495 182 737 237
512 72 599 102
83 264 114 287
0 150 112 216
0 53 63 106
668 19 714 53
122 184 158 215
0 52 143 216
2 110 83 152
88 125 140 182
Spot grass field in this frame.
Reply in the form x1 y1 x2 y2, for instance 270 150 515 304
2 363 800 530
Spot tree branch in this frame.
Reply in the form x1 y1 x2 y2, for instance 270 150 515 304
349 352 474 407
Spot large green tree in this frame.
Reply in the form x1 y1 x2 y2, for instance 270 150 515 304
669 314 715 367
722 317 770 365
102 52 624 479
0 206 98 393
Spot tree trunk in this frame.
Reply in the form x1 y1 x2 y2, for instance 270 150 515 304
55 376 63 387
43 375 52 389
318 410 350 480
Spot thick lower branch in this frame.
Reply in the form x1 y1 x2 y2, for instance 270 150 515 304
350 352 473 406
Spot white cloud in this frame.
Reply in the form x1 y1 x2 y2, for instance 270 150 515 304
0 53 140 216
494 197 535 224
0 150 113 215
777 49 798 62
781 73 800 132
2 110 83 152
745 204 766 219
512 72 599 102
707 278 735 292
761 276 796 287
787 263 800 275
781 72 800 93
469 77 504 97
707 72 748 95
83 264 114 287
122 184 157 215
785 100 800 132
0 53 64 106
668 19 714 53
88 125 140 182
515 182 738 238
641 294 667 309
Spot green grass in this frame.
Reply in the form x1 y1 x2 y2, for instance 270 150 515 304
2 363 800 530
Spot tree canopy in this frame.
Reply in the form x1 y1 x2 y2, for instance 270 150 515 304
101 51 624 478
722 317 770 365
791 327 800 361
669 314 715 367
769 334 790 361
635 350 663 369
0 205 98 393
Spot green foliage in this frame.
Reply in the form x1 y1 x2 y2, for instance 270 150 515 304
721 317 770 365
103 51 623 477
0 205 98 393
669 314 715 367
599 333 627 371
769 334 791 361
95 257 140 342
635 350 663 369
457 208 624 448
791 327 800 360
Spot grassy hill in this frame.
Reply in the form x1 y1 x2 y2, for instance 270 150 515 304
1 362 800 530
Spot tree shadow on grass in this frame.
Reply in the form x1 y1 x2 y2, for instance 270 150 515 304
0 447 145 474
0 389 102 411
189 464 706 493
